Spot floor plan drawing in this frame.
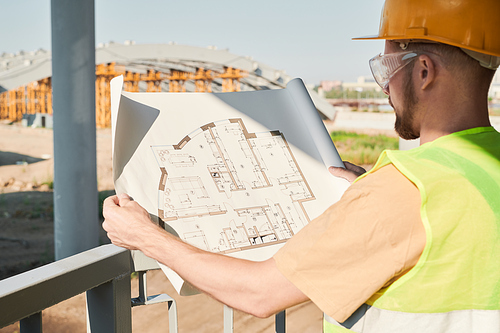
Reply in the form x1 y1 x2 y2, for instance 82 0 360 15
152 118 316 254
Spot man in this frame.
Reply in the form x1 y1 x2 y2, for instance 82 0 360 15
103 0 500 331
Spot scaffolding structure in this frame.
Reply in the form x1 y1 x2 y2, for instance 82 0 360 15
0 78 52 123
0 63 248 128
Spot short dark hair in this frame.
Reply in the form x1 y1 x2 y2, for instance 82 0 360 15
395 41 496 88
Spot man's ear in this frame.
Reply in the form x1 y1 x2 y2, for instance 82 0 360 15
417 54 436 90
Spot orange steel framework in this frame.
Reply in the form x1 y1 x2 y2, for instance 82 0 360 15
0 62 248 128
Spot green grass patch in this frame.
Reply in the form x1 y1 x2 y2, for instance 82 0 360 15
41 179 54 189
331 130 399 165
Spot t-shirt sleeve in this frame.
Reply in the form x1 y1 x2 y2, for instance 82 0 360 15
273 164 425 322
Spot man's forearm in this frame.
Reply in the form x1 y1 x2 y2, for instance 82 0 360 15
102 194 308 318
141 227 308 318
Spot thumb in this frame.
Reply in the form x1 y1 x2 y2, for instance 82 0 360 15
328 166 359 183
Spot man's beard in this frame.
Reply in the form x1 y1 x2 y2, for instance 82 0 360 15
393 68 420 140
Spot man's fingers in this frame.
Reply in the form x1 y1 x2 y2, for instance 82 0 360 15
102 220 110 232
103 195 120 208
102 193 133 210
118 193 132 207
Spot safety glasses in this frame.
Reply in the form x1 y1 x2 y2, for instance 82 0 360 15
369 51 419 91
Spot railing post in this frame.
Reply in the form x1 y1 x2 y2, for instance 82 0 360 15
167 298 178 333
130 270 178 332
20 312 42 333
223 305 234 333
86 273 132 333
275 310 286 333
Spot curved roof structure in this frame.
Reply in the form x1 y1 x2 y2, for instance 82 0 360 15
0 42 335 119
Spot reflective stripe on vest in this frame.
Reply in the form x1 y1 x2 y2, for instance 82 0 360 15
324 127 500 332
324 307 500 333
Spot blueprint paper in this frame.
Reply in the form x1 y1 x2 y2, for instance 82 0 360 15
111 76 348 295
287 79 344 168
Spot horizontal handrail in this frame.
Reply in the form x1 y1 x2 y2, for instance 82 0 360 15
0 244 286 332
0 244 131 328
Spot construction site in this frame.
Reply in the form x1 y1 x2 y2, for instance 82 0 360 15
0 42 333 129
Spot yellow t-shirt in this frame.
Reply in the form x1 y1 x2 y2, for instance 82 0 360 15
273 164 426 323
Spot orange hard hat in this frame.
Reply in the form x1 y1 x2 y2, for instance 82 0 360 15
355 0 500 59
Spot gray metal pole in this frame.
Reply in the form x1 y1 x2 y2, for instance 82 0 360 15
51 0 99 260
20 312 42 333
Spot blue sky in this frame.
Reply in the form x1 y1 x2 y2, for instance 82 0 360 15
1 0 386 84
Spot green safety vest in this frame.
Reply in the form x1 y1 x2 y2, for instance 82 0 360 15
324 127 500 333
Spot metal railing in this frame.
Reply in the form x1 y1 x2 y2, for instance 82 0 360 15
0 245 132 332
0 244 286 332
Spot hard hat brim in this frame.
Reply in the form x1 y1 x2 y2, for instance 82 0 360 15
352 35 387 41
352 35 500 58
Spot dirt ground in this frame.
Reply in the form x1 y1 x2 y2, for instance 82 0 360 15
0 122 114 280
0 122 323 332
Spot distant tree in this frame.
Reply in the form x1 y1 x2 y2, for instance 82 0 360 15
325 88 386 99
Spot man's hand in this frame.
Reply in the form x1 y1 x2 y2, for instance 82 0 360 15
329 161 367 184
102 193 162 251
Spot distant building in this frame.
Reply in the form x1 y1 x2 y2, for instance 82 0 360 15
319 80 342 92
342 76 382 93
